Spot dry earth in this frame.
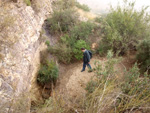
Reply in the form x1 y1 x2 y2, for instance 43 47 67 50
54 54 135 107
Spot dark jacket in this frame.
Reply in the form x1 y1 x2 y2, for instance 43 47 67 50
83 50 90 63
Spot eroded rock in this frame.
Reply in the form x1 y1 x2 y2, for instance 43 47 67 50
0 0 53 112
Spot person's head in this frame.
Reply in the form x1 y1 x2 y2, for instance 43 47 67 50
81 48 86 52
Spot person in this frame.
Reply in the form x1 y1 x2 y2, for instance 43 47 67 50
81 48 92 72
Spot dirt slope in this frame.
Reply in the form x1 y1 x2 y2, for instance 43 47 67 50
54 57 106 102
54 54 135 110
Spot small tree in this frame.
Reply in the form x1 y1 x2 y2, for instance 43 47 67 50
136 39 150 73
73 40 90 60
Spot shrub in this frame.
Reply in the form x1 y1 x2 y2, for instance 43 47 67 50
136 39 150 73
75 2 90 12
60 34 76 48
53 0 76 10
73 40 90 60
121 63 141 94
94 17 102 23
98 1 150 55
84 51 150 113
85 80 98 94
47 9 78 34
24 0 31 6
48 44 72 64
37 61 59 86
118 64 150 112
45 40 50 47
69 21 95 41
47 0 79 34
98 41 111 56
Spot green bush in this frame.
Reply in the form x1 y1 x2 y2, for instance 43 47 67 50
75 2 90 12
49 36 91 63
118 64 150 112
45 40 50 46
73 40 90 60
60 34 75 48
69 21 95 41
98 41 111 56
37 61 59 86
121 63 141 94
24 0 31 6
94 17 102 23
98 1 150 55
48 44 72 64
85 80 98 94
47 9 78 34
47 0 79 34
136 39 150 73
84 52 150 113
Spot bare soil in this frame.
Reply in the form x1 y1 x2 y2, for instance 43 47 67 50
54 54 135 106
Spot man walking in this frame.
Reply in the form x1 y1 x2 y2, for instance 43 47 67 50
81 48 92 72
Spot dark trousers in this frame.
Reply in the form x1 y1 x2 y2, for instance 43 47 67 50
82 62 92 71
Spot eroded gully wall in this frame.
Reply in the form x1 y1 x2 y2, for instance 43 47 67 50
0 0 53 112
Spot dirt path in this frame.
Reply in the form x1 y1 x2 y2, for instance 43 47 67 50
54 57 106 103
53 54 135 109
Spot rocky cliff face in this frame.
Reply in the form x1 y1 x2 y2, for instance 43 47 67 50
0 1 52 112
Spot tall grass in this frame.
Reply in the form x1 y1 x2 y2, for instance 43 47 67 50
33 51 150 113
84 51 150 113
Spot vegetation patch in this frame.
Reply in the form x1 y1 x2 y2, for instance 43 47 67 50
46 0 96 64
84 51 150 113
136 39 150 74
98 1 150 56
37 60 59 86
69 21 95 41
75 2 90 12
73 40 90 60
24 0 31 6
48 44 72 64
47 0 79 34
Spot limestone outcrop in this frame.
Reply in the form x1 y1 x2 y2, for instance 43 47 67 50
0 0 52 112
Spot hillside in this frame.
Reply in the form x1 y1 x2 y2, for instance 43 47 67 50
0 0 150 113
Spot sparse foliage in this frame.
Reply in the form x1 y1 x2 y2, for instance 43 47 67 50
84 51 150 113
98 1 150 55
75 2 90 12
136 39 150 73
69 21 95 41
47 0 79 34
48 44 73 64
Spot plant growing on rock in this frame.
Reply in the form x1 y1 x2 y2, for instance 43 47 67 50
24 0 31 6
37 61 59 86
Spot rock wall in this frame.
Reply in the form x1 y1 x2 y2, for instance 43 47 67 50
0 0 53 112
